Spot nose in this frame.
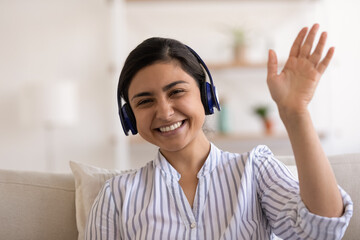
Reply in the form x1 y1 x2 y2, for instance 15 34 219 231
155 97 174 120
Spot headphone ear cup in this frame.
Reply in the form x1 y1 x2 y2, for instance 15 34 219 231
201 82 215 115
119 103 137 135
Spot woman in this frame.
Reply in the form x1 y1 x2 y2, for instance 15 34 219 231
86 24 353 239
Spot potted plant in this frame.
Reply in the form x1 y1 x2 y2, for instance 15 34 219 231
231 27 246 64
254 105 273 135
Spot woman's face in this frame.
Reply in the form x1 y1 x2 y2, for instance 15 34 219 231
128 61 206 153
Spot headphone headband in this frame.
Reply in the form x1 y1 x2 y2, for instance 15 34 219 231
185 46 221 112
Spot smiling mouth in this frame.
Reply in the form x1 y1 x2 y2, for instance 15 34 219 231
158 120 184 133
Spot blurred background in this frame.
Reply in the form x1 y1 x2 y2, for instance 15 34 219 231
0 0 359 173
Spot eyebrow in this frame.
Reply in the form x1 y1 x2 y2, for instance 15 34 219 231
131 80 188 102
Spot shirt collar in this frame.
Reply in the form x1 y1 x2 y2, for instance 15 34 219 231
154 151 181 180
153 143 222 180
197 143 222 178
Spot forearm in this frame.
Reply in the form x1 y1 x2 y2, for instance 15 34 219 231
280 109 343 217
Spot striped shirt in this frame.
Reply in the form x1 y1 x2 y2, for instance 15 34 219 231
85 144 353 240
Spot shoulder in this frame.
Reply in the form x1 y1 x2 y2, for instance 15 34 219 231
216 144 274 168
107 161 155 193
248 145 274 160
101 161 156 212
246 145 297 187
246 145 276 167
246 145 287 174
222 144 290 180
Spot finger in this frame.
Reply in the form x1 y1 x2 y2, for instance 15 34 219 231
289 27 308 57
317 47 335 74
299 24 320 58
267 49 278 80
309 31 327 65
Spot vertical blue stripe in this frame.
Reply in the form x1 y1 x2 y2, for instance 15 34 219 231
216 167 228 226
177 183 192 224
111 178 117 240
99 185 108 240
123 174 133 239
116 176 124 238
159 171 165 239
138 166 149 239
165 173 173 239
151 170 158 240
144 168 154 239
207 179 215 239
132 168 142 236
210 171 221 237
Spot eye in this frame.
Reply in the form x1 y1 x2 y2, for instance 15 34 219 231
169 89 185 97
136 98 153 107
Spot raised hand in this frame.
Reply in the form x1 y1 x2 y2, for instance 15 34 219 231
266 24 344 218
267 24 334 117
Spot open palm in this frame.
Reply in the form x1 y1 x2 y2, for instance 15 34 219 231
267 24 334 115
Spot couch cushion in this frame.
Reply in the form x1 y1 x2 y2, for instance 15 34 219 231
0 169 78 240
70 161 124 240
278 153 360 240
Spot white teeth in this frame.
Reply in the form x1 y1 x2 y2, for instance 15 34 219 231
159 121 182 133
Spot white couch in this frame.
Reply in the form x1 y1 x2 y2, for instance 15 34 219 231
0 153 359 240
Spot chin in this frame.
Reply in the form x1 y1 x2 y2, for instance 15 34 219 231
158 140 189 153
160 145 186 154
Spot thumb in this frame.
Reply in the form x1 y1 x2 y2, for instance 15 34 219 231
267 49 278 80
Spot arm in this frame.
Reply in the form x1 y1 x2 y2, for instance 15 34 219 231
266 24 343 217
252 146 352 239
85 180 121 240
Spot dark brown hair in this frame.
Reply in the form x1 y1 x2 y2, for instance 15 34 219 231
117 37 205 103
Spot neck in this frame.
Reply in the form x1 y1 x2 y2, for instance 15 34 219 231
160 131 210 176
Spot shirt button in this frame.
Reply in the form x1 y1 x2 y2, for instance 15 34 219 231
190 222 196 229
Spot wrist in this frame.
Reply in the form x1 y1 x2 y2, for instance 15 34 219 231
278 106 311 127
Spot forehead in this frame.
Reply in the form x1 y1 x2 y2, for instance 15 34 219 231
128 61 197 97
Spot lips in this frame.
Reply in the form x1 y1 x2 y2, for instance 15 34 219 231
158 120 183 133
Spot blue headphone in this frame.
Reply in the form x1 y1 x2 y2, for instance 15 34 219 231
118 46 221 136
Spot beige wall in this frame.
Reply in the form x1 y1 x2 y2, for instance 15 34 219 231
0 0 359 172
125 0 360 162
0 0 128 172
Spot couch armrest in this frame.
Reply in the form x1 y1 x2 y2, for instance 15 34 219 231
0 169 78 240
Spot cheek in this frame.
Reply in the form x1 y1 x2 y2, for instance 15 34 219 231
192 92 205 111
180 94 206 119
132 110 151 132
